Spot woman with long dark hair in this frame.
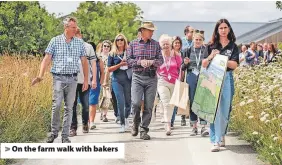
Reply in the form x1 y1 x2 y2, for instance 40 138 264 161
202 19 239 152
264 43 277 63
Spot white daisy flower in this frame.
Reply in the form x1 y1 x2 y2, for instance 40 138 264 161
247 99 254 104
252 131 259 135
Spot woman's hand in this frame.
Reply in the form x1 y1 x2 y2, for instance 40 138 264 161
208 49 220 61
184 57 190 64
202 49 220 68
119 59 128 67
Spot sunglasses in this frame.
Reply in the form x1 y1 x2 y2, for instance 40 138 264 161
103 45 110 48
195 29 204 34
116 38 124 42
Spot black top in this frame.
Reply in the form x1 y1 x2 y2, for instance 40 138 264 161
203 41 239 71
107 52 126 74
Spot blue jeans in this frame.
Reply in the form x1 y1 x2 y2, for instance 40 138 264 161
112 71 131 125
210 71 234 143
187 72 207 125
171 106 178 125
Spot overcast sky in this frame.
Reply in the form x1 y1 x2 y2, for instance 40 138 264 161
40 1 282 22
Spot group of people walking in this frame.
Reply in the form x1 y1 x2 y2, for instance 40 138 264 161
32 16 240 152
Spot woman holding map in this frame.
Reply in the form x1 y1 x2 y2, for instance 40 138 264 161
181 31 209 137
202 18 239 152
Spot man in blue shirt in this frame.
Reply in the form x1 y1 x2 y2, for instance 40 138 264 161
32 17 89 143
181 25 194 51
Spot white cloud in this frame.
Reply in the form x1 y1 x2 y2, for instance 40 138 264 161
39 1 282 22
134 1 282 22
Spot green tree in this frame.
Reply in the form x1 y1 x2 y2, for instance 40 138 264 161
276 1 282 10
0 1 61 54
73 1 143 45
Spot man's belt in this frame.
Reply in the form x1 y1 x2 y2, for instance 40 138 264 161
52 73 78 77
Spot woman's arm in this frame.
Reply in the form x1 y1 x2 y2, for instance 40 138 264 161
107 55 127 72
108 62 124 72
202 48 219 68
227 61 238 70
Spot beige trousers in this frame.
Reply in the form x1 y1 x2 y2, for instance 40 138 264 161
157 78 175 123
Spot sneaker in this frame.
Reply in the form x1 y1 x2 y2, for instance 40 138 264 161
62 138 71 143
190 127 198 136
120 125 125 133
181 118 186 126
140 131 150 140
171 123 174 130
165 124 172 136
115 117 120 124
102 115 108 122
125 118 130 130
69 129 77 137
201 127 209 137
46 134 57 143
131 125 139 136
190 123 193 127
220 136 225 147
83 124 89 133
211 143 220 152
90 124 96 130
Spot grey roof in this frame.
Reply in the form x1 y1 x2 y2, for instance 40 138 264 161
236 18 282 44
151 21 265 44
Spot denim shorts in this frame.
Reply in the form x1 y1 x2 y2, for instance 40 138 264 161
89 85 101 105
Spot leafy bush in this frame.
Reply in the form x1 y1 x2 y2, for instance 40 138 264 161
230 55 282 165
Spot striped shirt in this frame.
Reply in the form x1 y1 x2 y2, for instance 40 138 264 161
45 34 86 74
126 38 163 72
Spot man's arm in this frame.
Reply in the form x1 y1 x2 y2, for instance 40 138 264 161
80 43 88 91
245 51 255 61
88 44 97 89
32 37 55 86
31 54 52 86
81 56 89 90
150 43 164 68
38 54 52 79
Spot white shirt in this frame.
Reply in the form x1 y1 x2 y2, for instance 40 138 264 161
77 42 97 84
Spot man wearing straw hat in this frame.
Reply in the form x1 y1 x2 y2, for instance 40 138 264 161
127 21 163 140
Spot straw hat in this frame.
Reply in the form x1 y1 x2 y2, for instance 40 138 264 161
138 21 157 31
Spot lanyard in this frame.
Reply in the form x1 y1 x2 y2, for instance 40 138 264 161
194 46 202 68
117 53 125 61
162 51 173 71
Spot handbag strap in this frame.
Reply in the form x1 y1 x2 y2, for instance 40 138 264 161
177 64 187 82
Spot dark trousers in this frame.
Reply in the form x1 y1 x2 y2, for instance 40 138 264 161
131 73 157 132
111 89 119 117
71 84 90 130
